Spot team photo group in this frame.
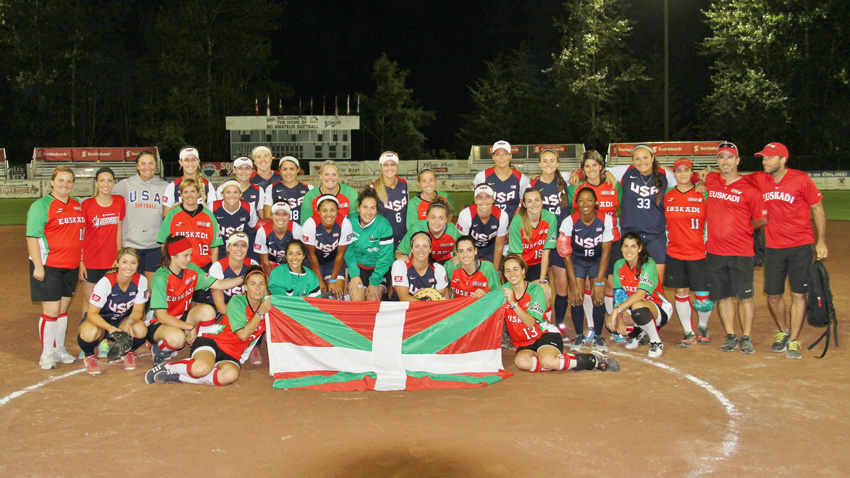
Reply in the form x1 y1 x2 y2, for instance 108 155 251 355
26 138 828 386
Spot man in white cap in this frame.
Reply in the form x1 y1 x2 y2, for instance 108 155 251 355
473 140 530 221
455 183 509 271
747 142 827 359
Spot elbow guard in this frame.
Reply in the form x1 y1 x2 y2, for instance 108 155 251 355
556 233 573 258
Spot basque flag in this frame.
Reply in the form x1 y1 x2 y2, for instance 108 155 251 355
266 292 512 391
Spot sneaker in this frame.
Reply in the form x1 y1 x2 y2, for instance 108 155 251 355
144 365 180 385
785 340 802 359
85 355 102 375
696 326 710 345
625 330 645 350
720 334 739 352
123 352 136 370
98 340 109 358
740 335 755 354
570 335 587 352
53 346 77 364
639 334 651 345
678 332 697 348
648 342 664 358
591 351 620 372
151 343 173 367
249 346 263 365
771 330 791 353
592 335 608 353
611 333 627 344
39 351 57 370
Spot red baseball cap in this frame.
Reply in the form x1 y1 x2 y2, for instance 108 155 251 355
755 142 789 158
717 142 738 156
673 158 693 170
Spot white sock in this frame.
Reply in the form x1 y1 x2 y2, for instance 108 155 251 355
54 313 69 349
604 294 613 315
698 311 711 328
675 295 693 333
583 291 594 330
165 359 219 386
39 314 58 354
639 322 662 344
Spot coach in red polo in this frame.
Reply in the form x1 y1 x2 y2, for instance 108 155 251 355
748 142 828 359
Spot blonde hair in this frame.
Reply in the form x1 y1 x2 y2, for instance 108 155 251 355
106 247 141 275
374 150 398 205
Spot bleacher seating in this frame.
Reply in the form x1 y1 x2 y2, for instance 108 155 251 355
0 149 7 179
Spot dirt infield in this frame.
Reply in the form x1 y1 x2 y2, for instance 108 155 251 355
1 223 848 477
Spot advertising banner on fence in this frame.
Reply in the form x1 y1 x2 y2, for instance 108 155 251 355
608 142 722 158
808 171 849 190
0 180 42 198
33 147 159 162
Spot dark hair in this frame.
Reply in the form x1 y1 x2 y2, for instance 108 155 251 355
159 234 188 269
517 188 543 240
631 147 664 206
427 196 452 217
284 239 308 256
622 231 650 280
455 235 477 251
576 187 599 210
359 186 380 207
501 253 527 277
135 149 156 164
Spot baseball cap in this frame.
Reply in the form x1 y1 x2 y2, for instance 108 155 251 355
226 232 250 247
279 155 299 168
233 156 253 168
672 158 693 171
754 142 789 158
717 142 738 156
220 179 241 193
179 147 199 161
492 140 511 154
473 183 495 198
379 151 399 165
270 202 292 215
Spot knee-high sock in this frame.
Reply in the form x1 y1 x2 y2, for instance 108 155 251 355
557 353 577 370
638 321 662 344
583 289 593 329
164 359 221 386
131 337 146 353
38 314 58 353
77 335 99 356
573 353 596 371
695 291 711 328
593 304 606 336
54 313 69 349
571 305 584 337
554 294 568 327
604 294 613 315
675 295 693 333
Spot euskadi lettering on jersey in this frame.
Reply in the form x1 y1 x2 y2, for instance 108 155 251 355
709 191 741 202
762 191 795 204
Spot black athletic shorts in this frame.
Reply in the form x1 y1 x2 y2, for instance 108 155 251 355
516 332 564 353
352 265 386 288
83 268 109 285
664 256 710 291
706 253 754 301
137 247 162 274
191 336 240 366
30 261 79 302
764 244 813 295
526 263 543 282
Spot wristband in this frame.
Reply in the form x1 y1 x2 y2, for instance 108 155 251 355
510 303 517 310
594 282 604 286
539 280 548 284
616 306 621 314
329 279 338 283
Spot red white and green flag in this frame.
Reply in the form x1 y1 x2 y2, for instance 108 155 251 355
266 292 513 391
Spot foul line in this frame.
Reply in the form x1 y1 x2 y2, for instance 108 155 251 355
610 352 741 477
0 369 86 407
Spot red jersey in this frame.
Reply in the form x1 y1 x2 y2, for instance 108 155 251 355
664 187 707 260
157 206 224 268
744 169 822 249
208 294 267 362
568 181 622 241
500 282 558 348
704 172 767 257
81 195 126 269
26 194 85 269
149 263 216 320
612 258 668 311
507 210 558 266
444 259 500 298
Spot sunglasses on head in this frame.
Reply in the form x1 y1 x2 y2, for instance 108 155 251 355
718 142 738 150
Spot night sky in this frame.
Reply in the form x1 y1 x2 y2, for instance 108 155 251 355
275 0 713 155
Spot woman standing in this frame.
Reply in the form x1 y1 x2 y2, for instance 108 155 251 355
27 166 85 369
396 199 460 265
145 266 270 386
606 232 673 358
500 254 618 373
249 145 281 191
264 156 312 225
530 148 571 336
473 140 530 221
373 151 409 248
391 232 449 301
300 161 358 220
346 188 395 301
162 146 216 215
79 167 125 319
301 195 354 298
216 156 266 219
112 150 168 288
255 202 302 274
78 248 149 374
268 240 322 298
407 168 454 226
443 235 500 299
147 235 244 366
558 188 613 352
455 183 508 271
158 179 223 270
507 188 557 290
